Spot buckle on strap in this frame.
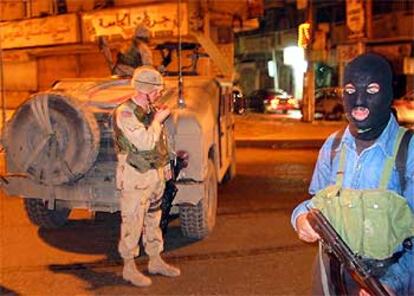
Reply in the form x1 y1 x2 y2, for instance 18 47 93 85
402 237 413 251
360 237 413 278
360 256 398 278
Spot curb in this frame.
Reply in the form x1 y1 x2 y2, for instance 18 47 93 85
235 139 325 149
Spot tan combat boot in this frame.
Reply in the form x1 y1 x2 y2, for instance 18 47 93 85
122 259 152 287
148 255 181 277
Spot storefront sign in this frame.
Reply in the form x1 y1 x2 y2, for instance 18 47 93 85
337 43 365 63
370 44 411 62
240 36 272 53
0 14 79 49
296 0 308 10
403 57 414 75
82 3 188 41
370 44 412 73
247 0 264 18
308 49 328 62
346 0 365 39
2 51 31 63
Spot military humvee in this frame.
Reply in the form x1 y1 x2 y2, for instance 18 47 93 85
1 14 238 239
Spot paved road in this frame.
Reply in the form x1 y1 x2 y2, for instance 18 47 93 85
0 147 319 295
234 113 346 141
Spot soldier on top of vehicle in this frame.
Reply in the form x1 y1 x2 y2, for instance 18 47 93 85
112 24 154 77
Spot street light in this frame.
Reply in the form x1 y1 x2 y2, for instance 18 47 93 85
283 46 307 100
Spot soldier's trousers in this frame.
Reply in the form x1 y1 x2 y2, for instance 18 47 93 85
117 164 165 260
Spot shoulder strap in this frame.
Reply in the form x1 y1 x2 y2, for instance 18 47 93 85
396 129 413 192
330 128 345 167
380 128 406 189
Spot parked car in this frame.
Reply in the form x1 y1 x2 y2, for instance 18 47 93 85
232 86 246 115
392 90 414 124
247 89 299 113
314 87 345 120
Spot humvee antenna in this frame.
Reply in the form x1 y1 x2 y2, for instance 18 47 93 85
177 0 186 108
0 34 6 169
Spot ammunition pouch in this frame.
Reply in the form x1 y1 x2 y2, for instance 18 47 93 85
116 41 142 69
312 185 414 260
126 149 169 173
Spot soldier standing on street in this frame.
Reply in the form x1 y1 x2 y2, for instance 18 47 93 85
113 66 180 287
112 24 154 77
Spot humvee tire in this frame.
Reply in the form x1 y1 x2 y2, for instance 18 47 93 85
5 93 100 185
179 159 217 239
24 198 70 229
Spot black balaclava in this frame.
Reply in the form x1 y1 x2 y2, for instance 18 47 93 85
343 53 393 141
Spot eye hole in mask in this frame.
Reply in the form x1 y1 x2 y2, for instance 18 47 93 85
366 83 380 94
344 83 356 95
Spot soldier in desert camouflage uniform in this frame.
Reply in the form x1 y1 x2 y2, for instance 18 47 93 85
113 66 180 287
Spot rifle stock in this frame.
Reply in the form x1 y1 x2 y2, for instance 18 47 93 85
307 208 391 296
160 179 178 234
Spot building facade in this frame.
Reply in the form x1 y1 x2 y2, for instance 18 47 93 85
0 0 262 109
235 0 414 100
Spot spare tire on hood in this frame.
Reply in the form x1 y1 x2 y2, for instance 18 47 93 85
4 92 100 186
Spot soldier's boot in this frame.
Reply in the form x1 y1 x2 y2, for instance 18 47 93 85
122 259 152 287
148 255 181 277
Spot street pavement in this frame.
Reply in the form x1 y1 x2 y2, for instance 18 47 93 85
1 146 318 295
0 109 327 294
234 113 346 148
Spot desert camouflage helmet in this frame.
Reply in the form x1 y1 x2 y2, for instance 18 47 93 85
131 66 164 94
134 24 150 40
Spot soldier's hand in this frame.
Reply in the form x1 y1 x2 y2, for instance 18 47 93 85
296 213 320 243
154 108 171 123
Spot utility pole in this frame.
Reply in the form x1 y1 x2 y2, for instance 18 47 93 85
302 0 315 122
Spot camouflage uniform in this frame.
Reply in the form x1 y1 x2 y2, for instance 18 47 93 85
113 100 169 260
113 25 153 77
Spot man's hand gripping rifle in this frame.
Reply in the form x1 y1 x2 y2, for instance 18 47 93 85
307 207 391 296
160 151 189 234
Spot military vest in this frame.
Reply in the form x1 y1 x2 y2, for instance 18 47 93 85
311 127 414 260
117 40 143 69
113 100 169 173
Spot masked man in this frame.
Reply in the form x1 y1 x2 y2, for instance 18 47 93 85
291 53 414 295
113 66 180 287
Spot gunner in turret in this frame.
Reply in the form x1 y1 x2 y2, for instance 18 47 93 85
112 24 154 77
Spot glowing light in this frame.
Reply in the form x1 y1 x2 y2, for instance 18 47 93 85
283 46 307 99
268 60 276 77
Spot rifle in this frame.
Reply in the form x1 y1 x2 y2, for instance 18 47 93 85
307 208 391 296
160 152 189 234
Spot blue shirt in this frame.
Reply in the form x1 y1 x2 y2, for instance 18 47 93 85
291 115 414 295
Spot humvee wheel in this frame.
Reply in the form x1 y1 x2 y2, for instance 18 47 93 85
179 159 217 239
5 93 100 185
24 198 70 229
